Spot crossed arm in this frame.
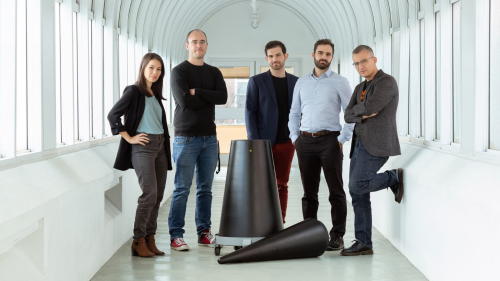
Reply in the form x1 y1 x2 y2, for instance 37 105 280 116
344 77 397 123
171 68 228 109
190 69 228 105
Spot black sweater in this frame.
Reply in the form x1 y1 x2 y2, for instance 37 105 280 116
107 85 172 171
170 61 228 136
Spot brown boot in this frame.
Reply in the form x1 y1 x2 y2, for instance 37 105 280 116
131 238 155 257
145 235 165 255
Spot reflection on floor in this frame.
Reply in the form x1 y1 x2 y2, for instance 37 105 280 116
91 166 427 281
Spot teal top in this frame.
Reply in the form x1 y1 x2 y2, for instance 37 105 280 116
136 95 164 134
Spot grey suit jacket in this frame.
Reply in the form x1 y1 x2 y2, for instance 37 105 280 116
344 70 401 158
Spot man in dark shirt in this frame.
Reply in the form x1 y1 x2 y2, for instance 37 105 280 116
245 41 299 224
168 29 228 251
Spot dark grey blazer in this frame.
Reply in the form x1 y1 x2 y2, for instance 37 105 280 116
344 70 401 158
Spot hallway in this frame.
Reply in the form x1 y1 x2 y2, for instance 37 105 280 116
91 167 427 281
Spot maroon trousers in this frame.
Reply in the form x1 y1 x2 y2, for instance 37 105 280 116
271 140 295 223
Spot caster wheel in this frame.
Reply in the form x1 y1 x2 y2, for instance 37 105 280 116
233 246 243 251
214 245 222 256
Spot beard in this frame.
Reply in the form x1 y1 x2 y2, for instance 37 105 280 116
314 58 331 70
269 61 284 70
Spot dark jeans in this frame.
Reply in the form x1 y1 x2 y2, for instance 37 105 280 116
131 134 168 240
271 139 295 223
349 140 399 247
295 132 346 238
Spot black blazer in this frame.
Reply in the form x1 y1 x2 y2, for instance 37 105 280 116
107 84 173 171
344 70 401 158
245 70 299 146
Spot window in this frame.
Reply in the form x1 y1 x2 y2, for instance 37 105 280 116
216 66 250 109
435 11 441 140
72 11 80 142
490 0 500 150
452 1 461 144
215 66 250 124
89 19 94 139
16 0 28 152
406 27 411 136
419 19 425 138
55 2 63 145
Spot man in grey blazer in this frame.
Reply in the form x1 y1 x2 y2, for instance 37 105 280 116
341 45 404 256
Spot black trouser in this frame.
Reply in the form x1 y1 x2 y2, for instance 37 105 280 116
295 132 346 238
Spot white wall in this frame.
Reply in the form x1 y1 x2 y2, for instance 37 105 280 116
0 138 175 281
340 140 500 281
201 1 321 77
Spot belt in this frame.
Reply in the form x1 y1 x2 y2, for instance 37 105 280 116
300 130 336 137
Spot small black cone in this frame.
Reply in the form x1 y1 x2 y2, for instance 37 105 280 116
218 218 329 264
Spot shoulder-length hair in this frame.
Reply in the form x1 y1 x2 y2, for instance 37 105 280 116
135 53 166 100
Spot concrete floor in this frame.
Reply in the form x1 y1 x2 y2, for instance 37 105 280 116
91 166 427 281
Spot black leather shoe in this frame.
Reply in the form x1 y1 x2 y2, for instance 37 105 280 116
389 168 404 203
340 240 373 256
326 236 344 251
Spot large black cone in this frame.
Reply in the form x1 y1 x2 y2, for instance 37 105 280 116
218 140 283 238
218 218 329 264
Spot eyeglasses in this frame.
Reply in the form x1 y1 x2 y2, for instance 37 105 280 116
188 40 207 46
352 57 374 68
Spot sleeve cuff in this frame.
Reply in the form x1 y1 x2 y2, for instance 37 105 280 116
111 126 126 136
337 135 348 145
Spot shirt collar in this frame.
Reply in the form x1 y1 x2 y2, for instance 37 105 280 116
309 67 333 79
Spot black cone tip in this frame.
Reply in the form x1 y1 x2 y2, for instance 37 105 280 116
218 218 329 264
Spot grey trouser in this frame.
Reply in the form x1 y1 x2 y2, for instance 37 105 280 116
131 133 168 240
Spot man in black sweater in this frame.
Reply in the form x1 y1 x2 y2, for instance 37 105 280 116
168 29 227 251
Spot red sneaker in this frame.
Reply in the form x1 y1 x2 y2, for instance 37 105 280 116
198 229 215 247
170 238 189 251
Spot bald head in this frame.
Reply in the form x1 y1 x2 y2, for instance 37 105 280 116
186 29 207 43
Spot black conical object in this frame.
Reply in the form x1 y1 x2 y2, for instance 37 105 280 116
218 140 283 239
218 218 329 264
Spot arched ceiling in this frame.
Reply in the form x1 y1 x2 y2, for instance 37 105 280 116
94 0 419 64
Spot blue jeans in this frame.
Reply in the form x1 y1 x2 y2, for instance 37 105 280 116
348 140 398 247
168 135 218 239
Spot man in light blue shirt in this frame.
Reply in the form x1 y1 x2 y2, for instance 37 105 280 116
288 39 354 252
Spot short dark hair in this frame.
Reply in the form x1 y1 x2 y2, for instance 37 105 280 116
314 39 334 54
352 45 374 56
264 40 287 56
186 29 207 43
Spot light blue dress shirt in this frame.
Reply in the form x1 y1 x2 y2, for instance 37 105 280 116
136 95 164 134
288 67 354 144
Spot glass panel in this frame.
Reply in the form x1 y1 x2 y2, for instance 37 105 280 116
16 0 28 152
407 29 411 136
73 12 79 141
420 19 425 137
89 19 93 138
452 2 461 143
260 66 295 75
55 3 62 144
216 65 250 107
435 12 441 140
216 78 248 109
490 0 500 150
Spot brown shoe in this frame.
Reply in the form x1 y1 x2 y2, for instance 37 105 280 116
131 238 155 257
146 235 165 255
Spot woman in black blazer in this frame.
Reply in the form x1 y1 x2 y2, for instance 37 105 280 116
108 53 172 257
